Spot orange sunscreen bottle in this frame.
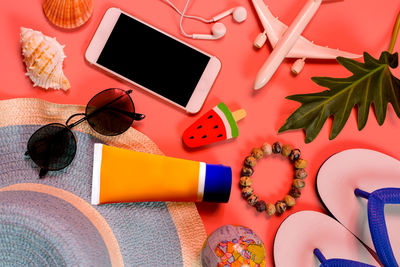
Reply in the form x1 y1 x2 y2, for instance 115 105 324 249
91 144 232 205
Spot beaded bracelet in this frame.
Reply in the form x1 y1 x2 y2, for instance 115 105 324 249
239 141 307 216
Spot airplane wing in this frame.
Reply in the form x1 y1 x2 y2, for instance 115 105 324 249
288 35 360 59
252 0 285 47
252 0 361 59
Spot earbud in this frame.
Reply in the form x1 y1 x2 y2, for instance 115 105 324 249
192 23 226 40
212 7 247 23
164 0 247 40
232 7 247 23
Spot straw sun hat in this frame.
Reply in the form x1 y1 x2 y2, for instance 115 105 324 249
0 98 206 266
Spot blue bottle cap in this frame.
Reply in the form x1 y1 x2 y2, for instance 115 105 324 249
203 164 232 203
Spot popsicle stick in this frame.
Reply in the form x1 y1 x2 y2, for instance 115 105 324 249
232 109 247 122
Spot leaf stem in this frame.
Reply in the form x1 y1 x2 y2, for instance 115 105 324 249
389 11 400 53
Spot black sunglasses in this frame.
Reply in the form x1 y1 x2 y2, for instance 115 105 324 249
25 88 145 178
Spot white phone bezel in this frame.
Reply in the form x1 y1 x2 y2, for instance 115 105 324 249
85 7 221 114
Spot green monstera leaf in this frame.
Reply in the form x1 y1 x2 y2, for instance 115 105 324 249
279 51 400 143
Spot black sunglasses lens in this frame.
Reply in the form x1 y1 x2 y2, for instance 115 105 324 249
85 88 135 136
27 123 77 171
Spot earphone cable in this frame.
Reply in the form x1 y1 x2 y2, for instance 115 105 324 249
164 0 213 23
178 0 194 37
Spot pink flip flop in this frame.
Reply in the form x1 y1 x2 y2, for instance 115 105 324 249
316 149 400 266
273 210 379 266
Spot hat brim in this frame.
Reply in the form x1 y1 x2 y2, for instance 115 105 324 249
0 183 123 266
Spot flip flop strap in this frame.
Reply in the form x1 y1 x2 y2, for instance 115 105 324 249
368 188 400 267
315 248 376 267
320 259 376 267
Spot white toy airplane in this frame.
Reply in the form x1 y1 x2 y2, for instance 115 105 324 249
252 0 361 90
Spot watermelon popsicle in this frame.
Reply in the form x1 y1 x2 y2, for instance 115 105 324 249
183 102 246 148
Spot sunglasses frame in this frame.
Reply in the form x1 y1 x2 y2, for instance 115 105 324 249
26 88 145 178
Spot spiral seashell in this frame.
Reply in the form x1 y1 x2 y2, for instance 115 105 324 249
43 0 93 29
20 27 70 91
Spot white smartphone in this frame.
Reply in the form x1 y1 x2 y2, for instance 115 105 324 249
85 7 221 114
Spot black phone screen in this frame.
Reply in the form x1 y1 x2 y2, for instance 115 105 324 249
97 13 211 107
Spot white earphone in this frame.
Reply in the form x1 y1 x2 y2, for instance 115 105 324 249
192 22 226 40
164 0 247 40
211 7 247 23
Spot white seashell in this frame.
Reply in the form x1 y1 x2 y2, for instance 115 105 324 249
20 27 70 91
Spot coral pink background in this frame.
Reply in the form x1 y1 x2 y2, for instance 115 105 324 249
1 0 399 265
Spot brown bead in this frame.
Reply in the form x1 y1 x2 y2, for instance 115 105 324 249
272 142 282 154
244 156 257 167
241 166 254 176
281 144 292 157
293 179 305 189
247 194 258 206
255 200 266 212
266 203 276 216
289 186 301 198
275 201 287 214
241 187 254 199
284 195 296 207
289 149 301 162
295 158 308 169
251 148 264 160
261 143 272 156
295 168 308 179
239 176 253 187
